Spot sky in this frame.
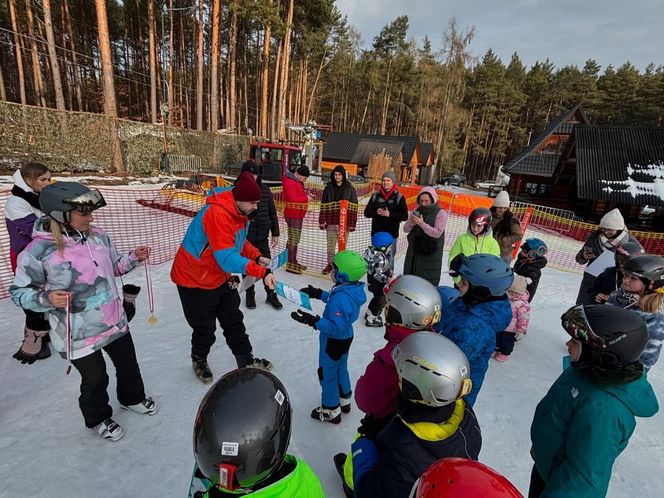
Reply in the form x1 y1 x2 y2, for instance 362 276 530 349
335 0 663 72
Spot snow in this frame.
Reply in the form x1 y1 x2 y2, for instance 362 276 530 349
1 254 663 498
602 162 664 201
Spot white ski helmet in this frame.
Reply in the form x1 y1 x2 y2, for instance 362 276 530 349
384 275 442 330
393 332 472 407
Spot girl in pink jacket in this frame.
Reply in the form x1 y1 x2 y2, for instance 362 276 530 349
493 275 531 362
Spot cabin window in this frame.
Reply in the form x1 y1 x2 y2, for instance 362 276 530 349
525 182 553 195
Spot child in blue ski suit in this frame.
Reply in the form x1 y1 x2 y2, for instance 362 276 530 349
291 250 367 423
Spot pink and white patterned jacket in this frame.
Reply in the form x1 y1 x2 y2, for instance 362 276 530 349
10 217 139 359
505 290 531 334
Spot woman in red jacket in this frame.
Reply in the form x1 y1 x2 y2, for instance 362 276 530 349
282 165 311 274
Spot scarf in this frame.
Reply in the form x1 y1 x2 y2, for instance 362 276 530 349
612 287 640 309
380 184 397 201
11 185 41 210
599 230 628 250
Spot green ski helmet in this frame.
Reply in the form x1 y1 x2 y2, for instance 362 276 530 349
333 250 367 283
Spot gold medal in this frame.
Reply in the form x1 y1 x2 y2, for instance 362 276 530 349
148 314 158 325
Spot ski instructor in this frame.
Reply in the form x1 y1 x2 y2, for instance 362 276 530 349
171 172 276 384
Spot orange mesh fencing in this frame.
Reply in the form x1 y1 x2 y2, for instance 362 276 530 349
2 183 663 299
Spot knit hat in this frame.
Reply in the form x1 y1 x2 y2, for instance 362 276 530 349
232 171 262 202
509 275 531 295
599 208 625 231
493 190 510 208
382 171 397 184
241 160 259 175
296 165 310 178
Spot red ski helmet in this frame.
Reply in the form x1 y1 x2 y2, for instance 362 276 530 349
412 458 523 498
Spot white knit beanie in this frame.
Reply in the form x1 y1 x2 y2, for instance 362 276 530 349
493 190 510 208
599 208 625 230
509 275 531 295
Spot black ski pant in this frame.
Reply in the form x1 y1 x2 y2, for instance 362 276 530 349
71 332 145 428
575 272 596 305
528 464 546 498
367 273 386 316
243 238 271 295
177 284 253 359
496 331 517 355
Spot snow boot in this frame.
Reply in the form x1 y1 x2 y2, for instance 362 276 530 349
322 263 333 275
311 405 342 424
493 353 510 362
121 396 158 415
93 418 124 442
236 354 273 371
191 355 213 384
285 262 306 274
265 291 283 310
245 288 257 309
340 394 352 414
364 311 383 328
333 453 354 498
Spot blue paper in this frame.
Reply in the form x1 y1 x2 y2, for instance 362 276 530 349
562 355 571 371
270 250 288 271
275 281 312 310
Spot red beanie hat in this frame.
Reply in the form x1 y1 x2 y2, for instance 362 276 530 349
232 171 262 202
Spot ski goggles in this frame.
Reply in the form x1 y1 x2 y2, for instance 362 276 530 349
64 189 107 214
561 305 606 350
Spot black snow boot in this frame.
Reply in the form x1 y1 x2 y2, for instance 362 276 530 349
265 290 283 310
235 354 273 371
333 453 354 498
191 355 213 384
245 288 257 309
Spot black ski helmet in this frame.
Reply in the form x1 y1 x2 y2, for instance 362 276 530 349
39 182 107 224
561 304 648 368
193 368 292 491
622 254 664 293
614 241 645 267
468 207 492 234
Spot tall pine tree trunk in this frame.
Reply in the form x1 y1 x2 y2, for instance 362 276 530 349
148 0 158 122
196 0 204 130
278 0 294 138
8 0 26 105
95 0 124 172
228 0 238 131
42 0 65 110
270 43 281 139
210 0 220 131
167 0 174 125
25 0 46 107
259 7 272 138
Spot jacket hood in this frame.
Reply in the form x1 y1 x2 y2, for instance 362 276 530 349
331 281 366 303
467 296 513 332
598 373 659 418
284 169 301 183
331 164 347 180
13 169 35 194
385 323 422 342
31 216 95 244
205 187 246 219
418 187 438 206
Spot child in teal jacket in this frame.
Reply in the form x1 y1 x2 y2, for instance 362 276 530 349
529 304 659 498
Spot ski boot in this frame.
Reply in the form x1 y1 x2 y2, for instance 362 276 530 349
121 396 158 415
333 453 354 498
93 418 124 442
236 354 273 371
265 291 283 310
245 288 257 309
191 355 213 384
311 405 342 424
340 394 352 414
364 311 383 328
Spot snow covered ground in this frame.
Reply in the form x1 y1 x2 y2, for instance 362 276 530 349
1 254 663 498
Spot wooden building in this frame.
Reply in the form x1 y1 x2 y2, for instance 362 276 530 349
504 105 664 225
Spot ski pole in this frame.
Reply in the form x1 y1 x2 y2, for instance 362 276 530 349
65 293 72 375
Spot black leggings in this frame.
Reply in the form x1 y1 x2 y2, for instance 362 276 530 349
528 464 546 498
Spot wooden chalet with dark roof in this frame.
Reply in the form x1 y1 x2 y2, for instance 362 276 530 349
321 132 426 183
504 105 664 227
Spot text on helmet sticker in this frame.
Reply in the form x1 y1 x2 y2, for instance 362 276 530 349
221 442 239 456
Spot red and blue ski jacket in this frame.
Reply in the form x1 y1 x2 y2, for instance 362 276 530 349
171 187 266 290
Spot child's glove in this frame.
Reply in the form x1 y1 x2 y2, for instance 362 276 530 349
357 414 390 440
352 437 379 489
300 285 323 300
122 284 141 322
291 309 319 328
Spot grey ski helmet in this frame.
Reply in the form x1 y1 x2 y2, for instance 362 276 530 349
193 368 292 491
393 332 472 406
384 275 442 330
614 241 645 268
39 182 107 224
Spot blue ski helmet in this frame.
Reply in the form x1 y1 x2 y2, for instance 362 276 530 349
449 253 513 297
371 232 394 252
522 238 547 258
